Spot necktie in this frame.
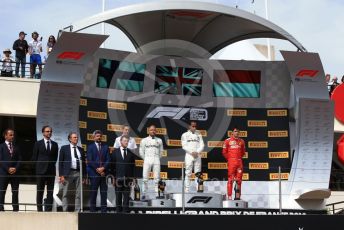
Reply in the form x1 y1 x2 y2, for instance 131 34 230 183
46 141 51 153
73 146 80 170
8 142 13 157
123 148 127 159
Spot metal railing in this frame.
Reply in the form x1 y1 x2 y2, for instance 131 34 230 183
0 60 45 79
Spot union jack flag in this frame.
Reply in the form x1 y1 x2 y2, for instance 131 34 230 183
154 66 203 96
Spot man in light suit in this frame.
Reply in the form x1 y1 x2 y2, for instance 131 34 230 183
0 129 21 211
111 135 136 213
32 125 58 212
87 130 110 213
58 132 86 212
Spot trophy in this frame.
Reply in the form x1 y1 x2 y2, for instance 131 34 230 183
134 178 141 201
157 179 166 198
234 180 240 200
195 172 204 193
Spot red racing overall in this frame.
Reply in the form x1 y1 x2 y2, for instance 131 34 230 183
222 136 245 199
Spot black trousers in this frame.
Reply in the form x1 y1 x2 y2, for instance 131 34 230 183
115 178 132 213
36 175 55 212
0 175 19 211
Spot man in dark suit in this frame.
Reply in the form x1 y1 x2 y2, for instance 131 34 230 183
87 130 110 213
58 132 86 212
0 129 21 211
32 125 58 212
111 135 136 213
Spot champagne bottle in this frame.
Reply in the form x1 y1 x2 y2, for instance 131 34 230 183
196 172 204 193
134 179 141 201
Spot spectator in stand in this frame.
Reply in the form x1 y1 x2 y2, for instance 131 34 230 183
12 31 29 78
44 35 56 63
28 31 43 79
329 76 340 97
1 49 15 77
325 74 331 92
341 75 344 84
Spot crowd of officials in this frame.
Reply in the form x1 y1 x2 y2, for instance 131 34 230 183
1 31 56 78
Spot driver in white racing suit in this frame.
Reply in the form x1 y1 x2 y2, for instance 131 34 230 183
140 125 164 193
181 121 205 192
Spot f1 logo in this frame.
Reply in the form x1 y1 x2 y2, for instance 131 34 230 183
57 51 85 60
187 196 212 204
296 69 318 78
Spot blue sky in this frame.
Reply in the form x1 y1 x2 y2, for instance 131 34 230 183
1 0 343 77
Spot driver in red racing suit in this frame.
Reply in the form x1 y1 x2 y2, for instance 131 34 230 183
222 128 246 200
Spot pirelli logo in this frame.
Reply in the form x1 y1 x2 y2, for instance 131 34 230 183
107 124 123 132
198 130 207 137
134 138 142 145
146 127 167 135
200 152 207 158
87 111 107 119
243 152 248 159
248 120 267 127
135 160 143 167
107 101 127 110
267 110 287 117
168 161 184 168
149 172 168 179
269 151 289 159
227 131 248 137
167 139 182 147
269 173 289 180
162 150 167 157
87 133 107 142
80 98 87 106
79 121 87 129
208 141 224 148
82 144 87 152
227 109 247 116
249 162 269 170
268 130 289 137
242 173 249 180
208 162 227 169
191 173 208 180
248 141 268 148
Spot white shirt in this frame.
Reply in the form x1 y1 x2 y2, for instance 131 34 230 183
5 141 13 152
70 144 81 169
181 130 205 155
29 40 42 54
120 147 128 160
44 138 51 151
114 136 137 150
139 136 163 159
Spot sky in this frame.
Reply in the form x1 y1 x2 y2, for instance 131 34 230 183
1 0 343 78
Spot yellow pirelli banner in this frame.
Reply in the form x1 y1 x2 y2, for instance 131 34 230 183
268 130 289 137
107 124 123 132
200 152 207 158
87 133 107 142
249 162 269 170
198 130 208 137
167 139 182 147
268 151 289 158
79 121 87 129
243 152 248 159
80 98 87 106
269 173 289 180
146 127 167 135
248 120 267 127
149 172 168 179
207 141 224 148
227 130 248 137
87 111 107 119
82 144 87 152
107 101 127 110
208 162 227 169
227 109 247 116
161 150 167 157
168 161 184 168
242 173 249 180
134 138 142 145
190 173 208 180
267 110 287 116
248 141 268 148
135 160 143 167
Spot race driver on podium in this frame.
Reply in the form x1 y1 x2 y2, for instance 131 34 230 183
222 127 246 200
